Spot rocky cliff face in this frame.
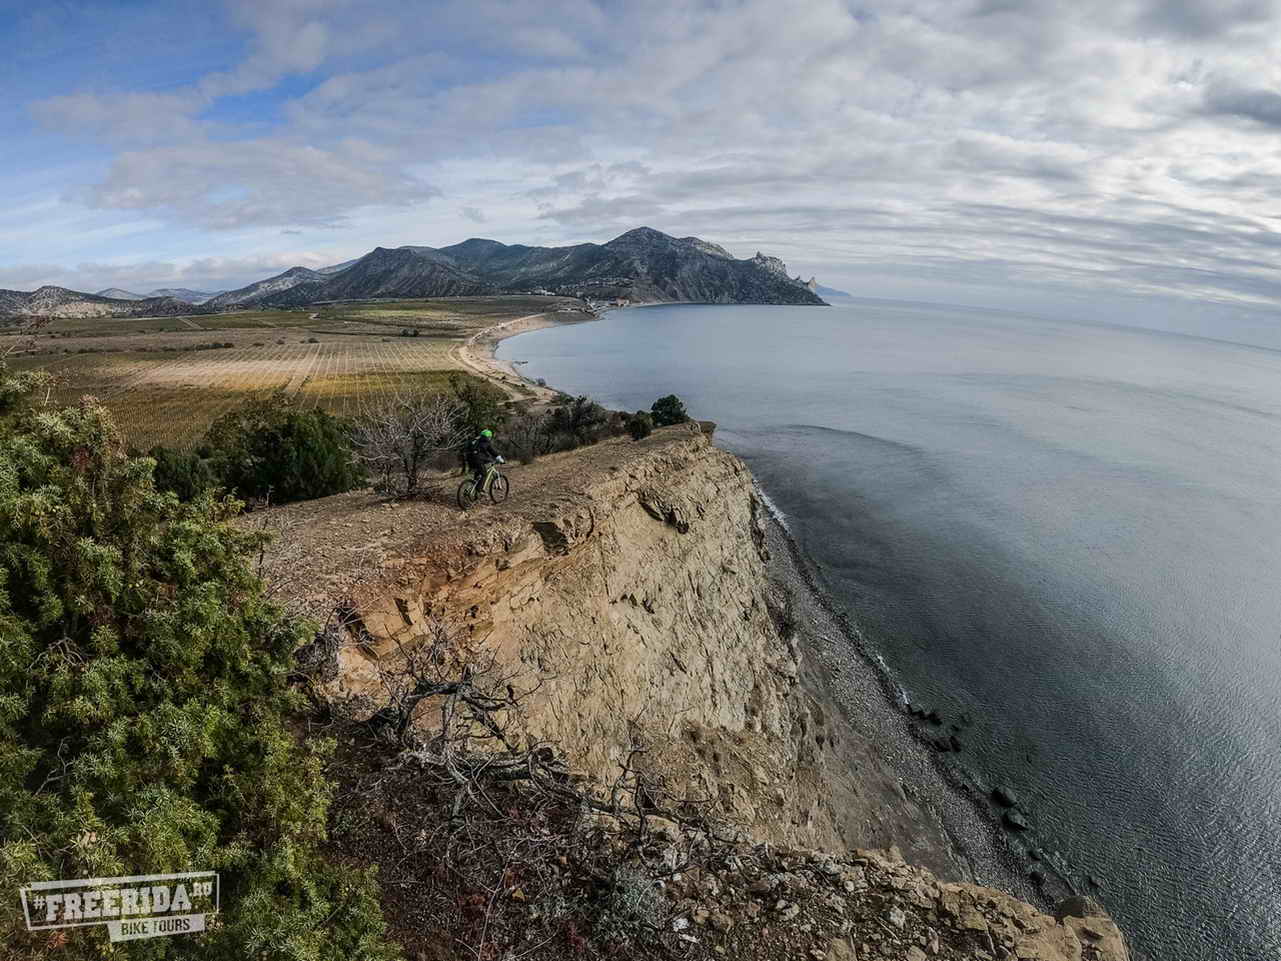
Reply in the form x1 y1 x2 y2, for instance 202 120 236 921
326 425 824 844
279 425 1128 961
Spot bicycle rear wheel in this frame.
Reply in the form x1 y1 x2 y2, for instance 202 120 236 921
489 473 510 504
457 479 478 510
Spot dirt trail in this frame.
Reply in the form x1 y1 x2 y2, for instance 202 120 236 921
247 426 696 618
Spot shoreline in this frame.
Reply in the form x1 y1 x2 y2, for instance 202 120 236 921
756 492 1073 907
454 307 601 405
463 305 1090 921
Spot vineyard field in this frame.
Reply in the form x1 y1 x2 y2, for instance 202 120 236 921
4 296 581 448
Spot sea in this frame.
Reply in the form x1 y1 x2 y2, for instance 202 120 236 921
498 299 1281 961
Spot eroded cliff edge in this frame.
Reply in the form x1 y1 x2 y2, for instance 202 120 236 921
265 424 1129 961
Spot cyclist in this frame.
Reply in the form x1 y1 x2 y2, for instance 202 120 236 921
464 428 504 492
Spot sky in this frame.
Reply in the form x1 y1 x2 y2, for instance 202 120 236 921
4 0 1281 327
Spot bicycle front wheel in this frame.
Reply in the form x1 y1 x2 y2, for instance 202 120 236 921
489 473 510 504
457 479 478 510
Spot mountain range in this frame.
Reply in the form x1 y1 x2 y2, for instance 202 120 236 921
1 227 828 318
93 287 219 304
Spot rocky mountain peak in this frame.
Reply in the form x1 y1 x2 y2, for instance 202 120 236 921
751 252 792 278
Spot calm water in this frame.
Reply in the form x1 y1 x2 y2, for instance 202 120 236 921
499 301 1281 961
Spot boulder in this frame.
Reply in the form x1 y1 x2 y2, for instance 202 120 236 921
1054 895 1108 921
1003 809 1030 831
992 785 1019 808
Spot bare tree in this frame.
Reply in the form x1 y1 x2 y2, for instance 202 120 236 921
351 390 469 496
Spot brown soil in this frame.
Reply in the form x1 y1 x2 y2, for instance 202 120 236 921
248 427 691 620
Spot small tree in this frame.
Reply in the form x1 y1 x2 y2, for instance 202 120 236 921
0 370 397 960
650 394 690 427
504 407 556 464
547 395 610 446
351 390 469 496
627 410 653 440
148 444 218 501
450 374 508 435
204 393 364 504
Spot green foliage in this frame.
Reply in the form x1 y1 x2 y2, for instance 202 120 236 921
502 409 554 465
204 394 364 504
626 411 653 441
449 374 508 435
650 394 690 427
148 445 218 501
547 396 610 446
0 367 398 960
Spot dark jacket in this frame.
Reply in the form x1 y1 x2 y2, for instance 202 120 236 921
466 434 499 470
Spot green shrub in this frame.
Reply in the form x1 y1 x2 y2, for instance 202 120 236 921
650 394 690 427
148 444 218 501
547 396 610 446
627 411 653 440
204 394 364 504
503 408 555 464
449 374 508 435
0 370 398 960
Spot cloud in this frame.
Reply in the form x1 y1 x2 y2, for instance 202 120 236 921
82 138 438 230
1202 81 1281 127
31 90 207 145
16 0 1281 315
0 251 350 295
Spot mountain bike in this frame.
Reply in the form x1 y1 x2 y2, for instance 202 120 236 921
457 463 510 510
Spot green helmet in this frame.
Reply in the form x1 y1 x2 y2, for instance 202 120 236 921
481 428 493 438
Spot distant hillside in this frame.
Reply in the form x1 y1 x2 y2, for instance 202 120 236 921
2 229 828 318
204 228 827 309
95 287 218 304
0 286 198 319
817 283 853 299
204 267 327 309
147 287 219 304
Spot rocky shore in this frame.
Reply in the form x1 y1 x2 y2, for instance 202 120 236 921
756 494 1079 910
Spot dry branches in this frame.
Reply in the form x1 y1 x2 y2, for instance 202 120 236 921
350 389 469 496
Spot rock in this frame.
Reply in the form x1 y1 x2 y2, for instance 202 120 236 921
1003 808 1030 831
992 785 1020 808
906 948 927 961
750 876 777 895
710 911 733 932
887 906 906 929
1054 895 1108 920
825 938 858 961
926 708 942 724
1088 874 1103 889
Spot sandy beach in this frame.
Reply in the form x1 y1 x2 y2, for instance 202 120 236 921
451 309 598 405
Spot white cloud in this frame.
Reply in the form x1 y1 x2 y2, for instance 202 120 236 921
16 0 1281 312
